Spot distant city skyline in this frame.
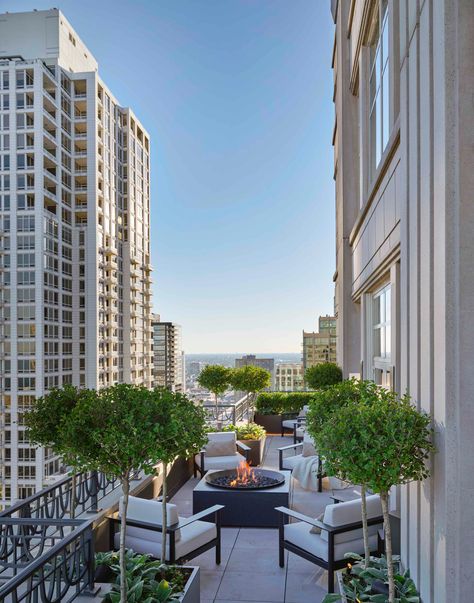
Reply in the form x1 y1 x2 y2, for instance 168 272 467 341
9 0 336 353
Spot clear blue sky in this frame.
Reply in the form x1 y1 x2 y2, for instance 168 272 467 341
5 0 336 354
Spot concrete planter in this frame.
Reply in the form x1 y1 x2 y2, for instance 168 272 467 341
240 436 266 466
254 413 281 434
180 566 200 603
337 570 349 602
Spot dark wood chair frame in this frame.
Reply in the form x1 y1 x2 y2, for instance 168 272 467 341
278 442 324 492
193 440 251 478
108 504 224 565
276 506 384 593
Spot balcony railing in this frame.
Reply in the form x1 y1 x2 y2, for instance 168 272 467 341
0 518 95 602
0 470 119 521
202 393 254 426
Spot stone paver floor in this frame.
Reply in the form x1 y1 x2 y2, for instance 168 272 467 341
170 436 343 603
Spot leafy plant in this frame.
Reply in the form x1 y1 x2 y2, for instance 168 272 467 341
152 390 208 562
197 365 232 415
305 362 342 389
213 422 266 440
61 385 167 603
96 549 187 602
322 554 420 602
255 392 315 415
230 365 271 420
317 390 435 603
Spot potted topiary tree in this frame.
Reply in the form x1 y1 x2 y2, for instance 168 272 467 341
320 389 434 603
230 365 271 423
197 364 231 425
305 362 342 390
152 389 208 563
24 384 86 518
61 384 166 603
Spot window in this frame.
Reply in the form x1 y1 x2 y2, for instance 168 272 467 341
371 283 391 388
369 0 389 174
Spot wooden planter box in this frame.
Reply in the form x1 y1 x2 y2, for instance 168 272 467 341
240 436 266 466
254 413 281 434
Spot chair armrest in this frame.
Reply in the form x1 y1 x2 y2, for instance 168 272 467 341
275 506 330 530
236 440 251 452
275 507 384 535
176 504 225 529
107 514 181 534
278 443 303 452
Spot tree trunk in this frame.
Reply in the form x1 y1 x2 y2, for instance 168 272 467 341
161 462 168 563
360 484 370 568
215 393 221 429
70 472 76 519
380 491 394 603
119 477 130 603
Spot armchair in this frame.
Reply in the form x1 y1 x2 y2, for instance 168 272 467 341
281 406 309 442
278 440 323 492
276 495 383 592
111 495 224 564
194 431 250 477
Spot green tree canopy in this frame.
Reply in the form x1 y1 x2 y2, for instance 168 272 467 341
304 362 342 389
197 365 232 404
60 384 167 603
230 365 271 400
24 384 83 465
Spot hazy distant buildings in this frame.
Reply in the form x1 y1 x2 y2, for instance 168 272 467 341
302 315 337 371
275 363 304 392
235 354 275 389
151 315 184 393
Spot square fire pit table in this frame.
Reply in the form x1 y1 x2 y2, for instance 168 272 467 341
192 470 292 527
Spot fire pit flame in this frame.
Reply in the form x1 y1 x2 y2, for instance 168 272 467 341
229 460 257 488
205 465 286 490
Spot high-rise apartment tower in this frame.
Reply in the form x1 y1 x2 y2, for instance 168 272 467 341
0 9 153 506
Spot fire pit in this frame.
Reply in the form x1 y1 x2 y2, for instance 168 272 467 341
194 464 291 527
205 461 285 490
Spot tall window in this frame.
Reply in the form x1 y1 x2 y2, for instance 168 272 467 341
369 0 389 174
372 283 391 388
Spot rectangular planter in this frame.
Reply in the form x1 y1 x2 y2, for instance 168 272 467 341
240 436 266 466
181 566 200 603
337 570 349 602
254 413 281 434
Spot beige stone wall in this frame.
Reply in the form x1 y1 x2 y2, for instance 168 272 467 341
333 0 474 600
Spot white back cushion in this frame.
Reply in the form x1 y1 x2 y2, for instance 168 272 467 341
205 431 237 457
321 494 382 544
123 495 181 541
302 433 317 457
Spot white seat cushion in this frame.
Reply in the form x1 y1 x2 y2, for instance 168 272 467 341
321 495 382 544
195 452 246 471
281 454 304 471
284 521 377 562
115 519 217 561
282 419 298 430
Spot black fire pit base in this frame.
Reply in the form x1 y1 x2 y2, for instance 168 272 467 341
193 470 291 527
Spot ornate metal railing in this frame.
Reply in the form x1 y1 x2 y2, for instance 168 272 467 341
203 394 254 427
0 471 120 521
0 518 95 602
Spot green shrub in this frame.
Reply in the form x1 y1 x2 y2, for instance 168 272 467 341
225 423 266 440
255 392 316 415
305 362 342 389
